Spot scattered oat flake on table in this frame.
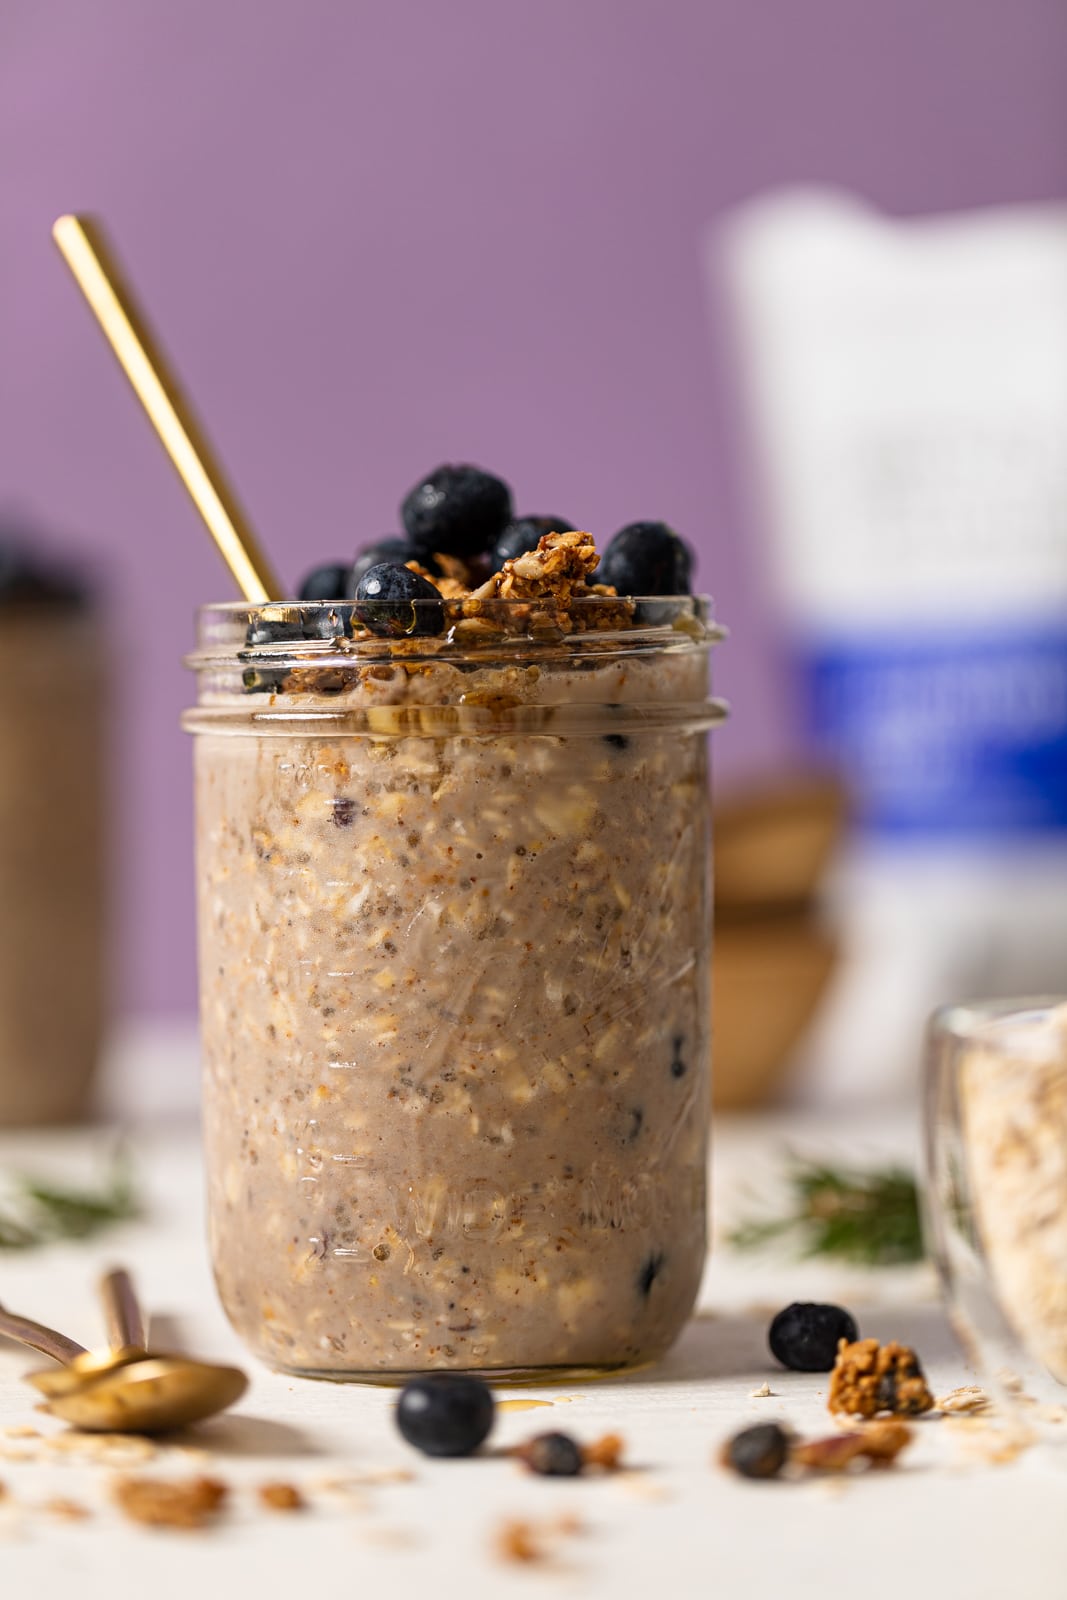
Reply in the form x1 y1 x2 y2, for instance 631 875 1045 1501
619 1474 672 1503
493 1512 585 1564
47 1431 158 1465
3 1426 40 1440
943 1419 1036 1466
749 1382 774 1398
112 1475 229 1530
936 1386 993 1415
258 1482 305 1512
42 1498 92 1522
316 1467 415 1489
495 1518 547 1565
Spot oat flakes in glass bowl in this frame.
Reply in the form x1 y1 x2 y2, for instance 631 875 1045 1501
924 997 1067 1439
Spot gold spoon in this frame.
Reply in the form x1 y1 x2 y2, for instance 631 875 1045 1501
52 212 282 604
1 1269 248 1433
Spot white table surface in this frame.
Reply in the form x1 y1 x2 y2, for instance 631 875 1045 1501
1 1043 1065 1599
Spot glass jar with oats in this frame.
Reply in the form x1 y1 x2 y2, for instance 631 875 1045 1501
185 539 725 1380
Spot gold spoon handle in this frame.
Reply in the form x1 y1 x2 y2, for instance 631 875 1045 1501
99 1268 148 1353
0 1303 86 1365
52 213 283 605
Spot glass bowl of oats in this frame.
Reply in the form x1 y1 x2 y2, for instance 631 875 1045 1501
925 997 1067 1420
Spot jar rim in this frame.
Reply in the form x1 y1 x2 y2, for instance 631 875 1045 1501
187 594 725 673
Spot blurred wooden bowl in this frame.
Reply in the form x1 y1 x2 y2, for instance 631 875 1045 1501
714 774 847 916
712 912 838 1109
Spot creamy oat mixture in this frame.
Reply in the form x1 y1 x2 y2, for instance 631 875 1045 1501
188 534 720 1376
960 1003 1067 1384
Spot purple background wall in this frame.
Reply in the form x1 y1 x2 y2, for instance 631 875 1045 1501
3 1 1066 1018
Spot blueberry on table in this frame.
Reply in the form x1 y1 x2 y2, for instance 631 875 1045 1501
354 562 444 637
492 515 575 569
401 464 513 559
721 1422 790 1480
517 1432 584 1477
297 562 351 602
598 521 692 597
395 1374 495 1457
768 1302 859 1372
349 537 429 592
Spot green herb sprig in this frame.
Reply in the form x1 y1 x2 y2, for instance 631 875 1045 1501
729 1157 924 1267
0 1151 139 1250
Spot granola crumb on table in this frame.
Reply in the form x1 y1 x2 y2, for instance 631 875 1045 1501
258 1481 305 1512
828 1338 934 1419
112 1474 229 1530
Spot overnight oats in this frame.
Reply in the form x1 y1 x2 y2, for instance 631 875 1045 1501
185 483 724 1379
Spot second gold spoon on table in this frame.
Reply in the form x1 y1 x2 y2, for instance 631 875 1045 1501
0 1268 247 1433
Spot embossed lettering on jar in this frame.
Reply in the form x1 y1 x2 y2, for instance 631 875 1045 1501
184 596 725 1379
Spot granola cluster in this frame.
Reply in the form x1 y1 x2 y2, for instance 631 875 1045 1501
828 1338 934 1419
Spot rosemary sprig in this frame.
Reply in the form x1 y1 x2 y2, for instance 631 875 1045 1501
0 1150 139 1250
728 1157 924 1267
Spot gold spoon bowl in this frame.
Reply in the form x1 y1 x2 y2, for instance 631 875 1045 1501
0 1269 247 1434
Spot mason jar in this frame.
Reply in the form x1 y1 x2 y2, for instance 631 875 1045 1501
185 593 725 1379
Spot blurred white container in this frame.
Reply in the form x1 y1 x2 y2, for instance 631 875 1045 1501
715 190 1067 1102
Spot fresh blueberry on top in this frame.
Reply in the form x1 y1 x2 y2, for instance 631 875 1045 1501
298 562 351 602
395 1373 495 1457
768 1302 859 1372
349 537 432 592
598 521 692 597
491 515 575 569
353 562 444 637
401 464 513 559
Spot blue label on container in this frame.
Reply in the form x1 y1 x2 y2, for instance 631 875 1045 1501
800 625 1067 835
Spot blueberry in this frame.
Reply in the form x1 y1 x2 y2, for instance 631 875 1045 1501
518 1432 584 1477
768 1303 859 1373
349 537 430 592
354 562 444 637
491 515 575 569
637 1251 665 1296
241 666 287 695
598 521 692 597
722 1423 790 1480
401 464 513 558
301 603 355 640
298 562 351 602
395 1374 495 1457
